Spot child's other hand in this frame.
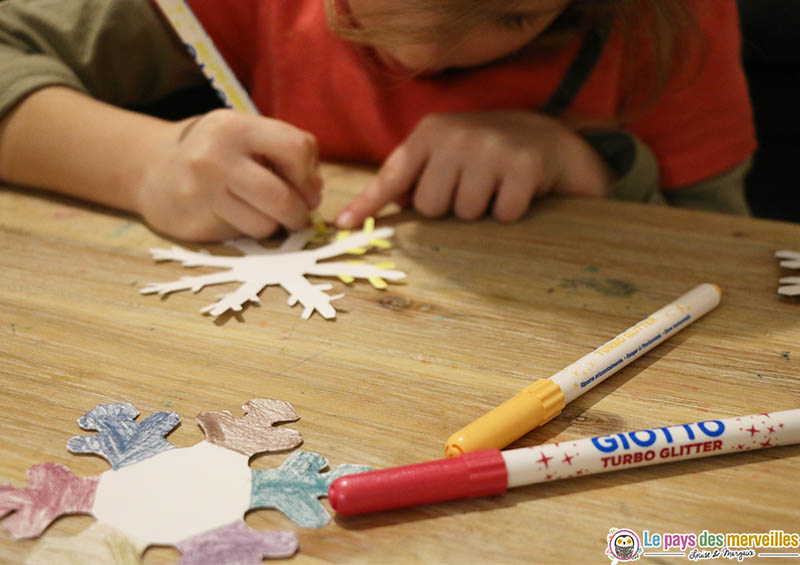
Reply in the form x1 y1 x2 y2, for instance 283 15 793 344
335 111 611 228
136 110 322 242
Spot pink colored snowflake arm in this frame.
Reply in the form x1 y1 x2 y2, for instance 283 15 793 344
0 463 100 538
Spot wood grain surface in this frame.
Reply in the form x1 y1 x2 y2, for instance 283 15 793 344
1 163 799 564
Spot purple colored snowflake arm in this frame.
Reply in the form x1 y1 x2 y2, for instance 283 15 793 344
176 520 298 564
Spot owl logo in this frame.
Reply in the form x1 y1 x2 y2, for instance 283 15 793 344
606 528 642 562
614 534 635 559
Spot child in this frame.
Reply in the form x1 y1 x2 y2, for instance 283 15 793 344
0 0 755 242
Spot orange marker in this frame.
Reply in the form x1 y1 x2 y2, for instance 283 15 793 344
445 283 722 457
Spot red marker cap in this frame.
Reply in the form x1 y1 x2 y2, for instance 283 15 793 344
328 449 508 515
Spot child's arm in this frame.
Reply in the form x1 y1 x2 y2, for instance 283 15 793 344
0 0 321 242
0 0 204 128
588 132 751 215
335 110 613 229
0 86 322 241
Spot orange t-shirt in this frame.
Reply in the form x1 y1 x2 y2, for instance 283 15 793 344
187 0 755 189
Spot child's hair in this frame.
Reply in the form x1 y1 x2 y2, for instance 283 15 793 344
326 0 700 117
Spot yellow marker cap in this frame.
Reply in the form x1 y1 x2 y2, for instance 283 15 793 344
444 379 565 457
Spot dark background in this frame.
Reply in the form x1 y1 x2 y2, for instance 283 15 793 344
739 0 800 222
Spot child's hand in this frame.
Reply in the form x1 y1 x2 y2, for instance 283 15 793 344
136 109 322 242
335 111 612 228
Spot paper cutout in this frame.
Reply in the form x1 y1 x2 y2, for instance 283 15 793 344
90 440 252 547
776 250 800 296
26 522 139 565
176 520 298 565
250 451 371 528
140 220 406 319
197 398 302 457
1 398 370 562
0 463 99 538
67 403 179 469
779 277 800 297
776 249 800 269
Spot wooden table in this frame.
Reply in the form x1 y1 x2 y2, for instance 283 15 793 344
2 164 799 564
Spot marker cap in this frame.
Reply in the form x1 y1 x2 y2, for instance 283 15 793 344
328 449 507 515
445 379 565 457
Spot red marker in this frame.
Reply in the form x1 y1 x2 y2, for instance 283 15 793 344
329 409 800 515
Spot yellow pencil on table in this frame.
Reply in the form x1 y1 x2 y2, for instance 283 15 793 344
445 283 722 456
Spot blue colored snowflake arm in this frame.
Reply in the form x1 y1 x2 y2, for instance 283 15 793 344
249 451 370 528
67 403 179 469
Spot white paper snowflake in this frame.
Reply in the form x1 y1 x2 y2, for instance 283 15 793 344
776 250 800 297
140 220 406 319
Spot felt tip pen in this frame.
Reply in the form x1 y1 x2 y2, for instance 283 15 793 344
445 283 722 457
329 408 800 515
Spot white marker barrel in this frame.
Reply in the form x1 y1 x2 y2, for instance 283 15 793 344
550 283 722 404
504 409 800 487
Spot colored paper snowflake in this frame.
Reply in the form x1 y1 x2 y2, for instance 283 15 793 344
776 250 800 297
0 399 370 564
140 218 406 319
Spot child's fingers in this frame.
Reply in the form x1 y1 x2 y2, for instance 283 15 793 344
411 153 458 218
228 160 311 231
336 143 425 228
245 117 320 206
492 171 537 223
452 164 498 221
304 172 324 209
214 190 280 240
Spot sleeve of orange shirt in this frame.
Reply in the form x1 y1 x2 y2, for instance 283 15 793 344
626 0 756 189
